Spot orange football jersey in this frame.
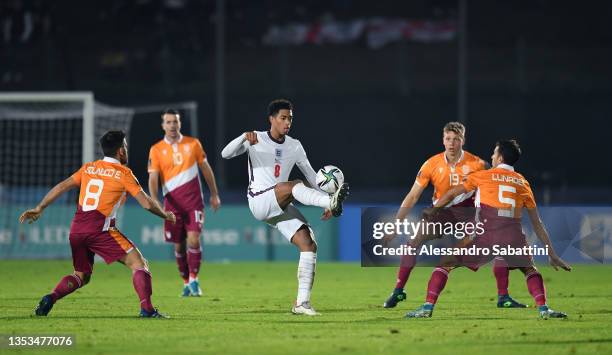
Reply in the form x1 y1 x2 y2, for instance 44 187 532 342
463 164 536 219
148 135 205 195
415 151 486 206
71 157 143 234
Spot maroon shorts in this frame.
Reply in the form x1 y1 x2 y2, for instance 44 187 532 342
432 207 476 225
70 227 135 274
418 204 477 242
458 225 534 271
164 209 204 243
430 198 477 222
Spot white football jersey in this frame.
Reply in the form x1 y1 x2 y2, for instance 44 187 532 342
221 131 319 197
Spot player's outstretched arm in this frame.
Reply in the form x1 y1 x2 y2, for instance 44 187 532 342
134 191 176 223
396 182 426 220
433 185 466 208
199 159 221 211
221 132 253 159
380 182 426 245
19 176 79 224
527 208 571 271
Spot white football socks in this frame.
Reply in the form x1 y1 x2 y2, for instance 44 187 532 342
297 251 317 304
291 183 330 209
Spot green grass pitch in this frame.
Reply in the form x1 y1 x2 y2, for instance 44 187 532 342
1 261 611 354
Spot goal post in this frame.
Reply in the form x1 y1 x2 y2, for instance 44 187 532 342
0 91 95 163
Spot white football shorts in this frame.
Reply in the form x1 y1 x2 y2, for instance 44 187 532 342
248 187 311 241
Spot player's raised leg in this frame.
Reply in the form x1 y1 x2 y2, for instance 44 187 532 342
493 257 527 308
275 180 349 217
121 249 167 318
186 231 203 296
290 225 319 316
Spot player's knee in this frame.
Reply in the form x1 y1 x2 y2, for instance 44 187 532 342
187 234 201 249
300 240 316 252
292 228 316 252
305 237 317 252
278 181 299 193
520 266 537 275
411 233 426 247
130 260 147 271
134 256 149 271
174 242 186 254
289 179 303 187
74 272 91 286
125 251 147 271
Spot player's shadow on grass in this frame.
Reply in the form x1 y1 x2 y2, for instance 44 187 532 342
214 307 374 316
505 338 612 345
448 317 509 321
265 317 404 324
315 308 375 313
578 309 612 314
213 309 294 315
2 315 179 321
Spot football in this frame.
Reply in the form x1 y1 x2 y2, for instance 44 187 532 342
316 165 344 193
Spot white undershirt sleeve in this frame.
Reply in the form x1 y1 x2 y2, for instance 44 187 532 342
221 134 249 159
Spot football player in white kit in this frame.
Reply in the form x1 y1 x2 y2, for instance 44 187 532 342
221 99 349 315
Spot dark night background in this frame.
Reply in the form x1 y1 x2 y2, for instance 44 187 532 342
1 0 610 204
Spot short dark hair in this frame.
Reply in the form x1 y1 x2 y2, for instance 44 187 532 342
161 108 180 118
443 122 466 140
268 99 293 117
496 139 521 165
100 130 126 157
